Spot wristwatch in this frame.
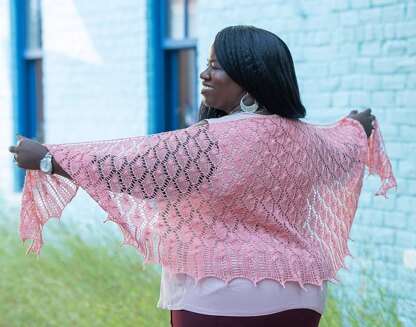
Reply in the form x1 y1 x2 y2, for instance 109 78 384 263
40 152 53 175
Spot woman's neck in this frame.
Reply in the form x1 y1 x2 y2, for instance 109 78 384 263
228 106 272 115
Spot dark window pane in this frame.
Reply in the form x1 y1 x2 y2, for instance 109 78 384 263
167 0 185 39
188 0 198 38
35 59 44 142
178 49 198 128
26 0 42 50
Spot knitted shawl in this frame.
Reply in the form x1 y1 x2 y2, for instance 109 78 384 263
19 115 396 287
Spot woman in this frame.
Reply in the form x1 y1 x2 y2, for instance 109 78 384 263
9 26 395 327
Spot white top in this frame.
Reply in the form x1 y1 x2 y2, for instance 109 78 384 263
157 112 327 316
157 270 327 316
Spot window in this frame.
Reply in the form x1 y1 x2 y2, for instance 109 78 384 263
149 0 198 133
167 0 198 39
11 0 44 189
25 0 44 143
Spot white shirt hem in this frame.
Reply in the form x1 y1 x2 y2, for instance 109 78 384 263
157 303 325 316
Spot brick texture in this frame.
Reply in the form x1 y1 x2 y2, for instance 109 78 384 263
41 0 148 143
0 0 14 195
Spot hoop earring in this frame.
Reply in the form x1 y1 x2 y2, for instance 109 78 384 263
240 93 259 113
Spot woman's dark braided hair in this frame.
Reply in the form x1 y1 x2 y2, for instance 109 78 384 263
198 25 306 121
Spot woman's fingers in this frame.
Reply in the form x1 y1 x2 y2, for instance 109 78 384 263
16 133 28 140
9 142 23 153
9 136 29 153
9 136 30 167
363 109 375 125
9 144 18 161
9 134 28 153
348 108 376 137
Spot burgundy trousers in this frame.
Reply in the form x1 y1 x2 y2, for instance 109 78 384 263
171 309 321 327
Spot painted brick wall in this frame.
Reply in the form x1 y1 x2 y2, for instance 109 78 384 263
41 0 148 143
197 0 415 325
35 0 149 240
1 0 149 193
0 0 14 196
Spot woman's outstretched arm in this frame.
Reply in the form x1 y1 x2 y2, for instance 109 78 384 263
8 108 375 179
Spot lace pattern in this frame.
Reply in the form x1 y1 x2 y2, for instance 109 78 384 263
19 116 396 287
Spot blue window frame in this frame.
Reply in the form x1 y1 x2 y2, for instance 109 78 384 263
149 0 198 133
10 0 44 190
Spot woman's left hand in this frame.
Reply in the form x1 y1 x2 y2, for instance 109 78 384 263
348 108 375 138
8 135 48 170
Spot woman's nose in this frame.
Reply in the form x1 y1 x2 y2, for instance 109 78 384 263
200 67 210 80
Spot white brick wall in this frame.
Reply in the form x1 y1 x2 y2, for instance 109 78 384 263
198 0 415 324
36 0 150 255
0 0 14 196
1 0 414 323
42 0 148 143
1 0 148 194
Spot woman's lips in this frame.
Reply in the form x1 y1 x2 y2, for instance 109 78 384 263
201 85 214 94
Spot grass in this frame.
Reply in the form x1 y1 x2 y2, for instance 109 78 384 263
0 204 169 327
320 285 404 327
319 255 406 327
0 199 406 326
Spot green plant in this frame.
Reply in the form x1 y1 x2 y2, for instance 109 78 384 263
0 202 169 327
320 272 404 327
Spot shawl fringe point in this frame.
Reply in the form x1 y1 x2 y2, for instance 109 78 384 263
160 267 335 290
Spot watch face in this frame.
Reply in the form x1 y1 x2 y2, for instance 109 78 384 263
40 160 52 173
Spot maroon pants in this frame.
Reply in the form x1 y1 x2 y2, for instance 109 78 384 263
171 309 321 327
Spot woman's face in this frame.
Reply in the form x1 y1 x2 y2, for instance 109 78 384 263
199 45 245 114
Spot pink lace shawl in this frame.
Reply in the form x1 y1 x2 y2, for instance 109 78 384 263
19 116 396 287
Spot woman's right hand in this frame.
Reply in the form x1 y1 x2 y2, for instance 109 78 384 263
8 135 48 170
348 108 375 138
